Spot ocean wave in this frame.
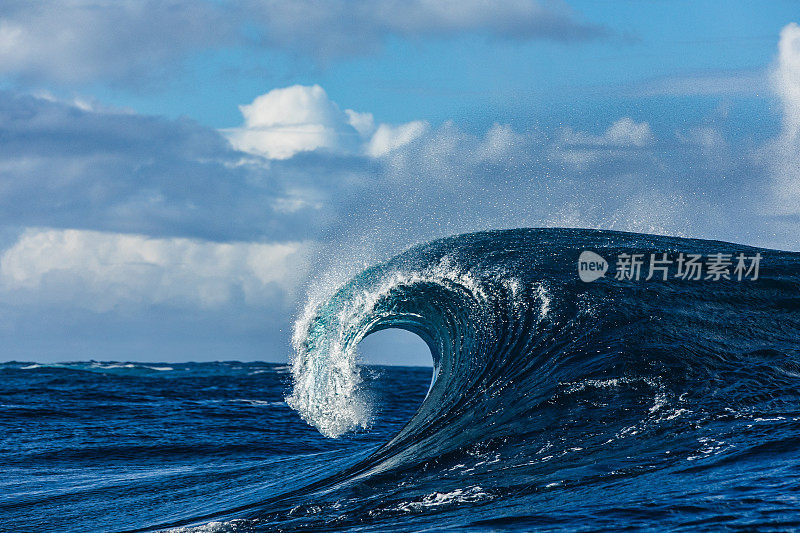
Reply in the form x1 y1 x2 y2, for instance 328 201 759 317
265 228 800 530
6 228 800 532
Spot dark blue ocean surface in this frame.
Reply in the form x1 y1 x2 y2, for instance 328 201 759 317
1 361 430 532
3 228 800 532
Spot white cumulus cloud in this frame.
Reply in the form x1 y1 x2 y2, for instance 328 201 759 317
225 85 428 160
224 85 362 160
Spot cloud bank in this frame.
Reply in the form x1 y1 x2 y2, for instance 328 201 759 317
0 0 605 85
0 90 344 242
0 229 309 311
2 23 800 361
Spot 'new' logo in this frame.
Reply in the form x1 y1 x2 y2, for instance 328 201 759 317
578 251 608 282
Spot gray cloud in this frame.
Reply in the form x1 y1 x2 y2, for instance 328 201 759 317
0 91 343 242
0 0 236 85
0 0 606 85
246 0 607 59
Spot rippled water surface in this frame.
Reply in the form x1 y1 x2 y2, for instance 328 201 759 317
4 228 800 532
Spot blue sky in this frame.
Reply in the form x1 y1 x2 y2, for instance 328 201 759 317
0 1 799 364
23 1 791 131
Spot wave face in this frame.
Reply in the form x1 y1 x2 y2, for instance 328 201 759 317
277 228 800 531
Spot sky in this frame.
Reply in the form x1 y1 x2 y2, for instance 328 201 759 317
0 1 799 364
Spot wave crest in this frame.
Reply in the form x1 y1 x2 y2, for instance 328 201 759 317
287 242 545 438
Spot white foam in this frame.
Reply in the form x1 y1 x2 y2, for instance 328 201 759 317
286 255 494 438
165 519 249 532
391 486 493 513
